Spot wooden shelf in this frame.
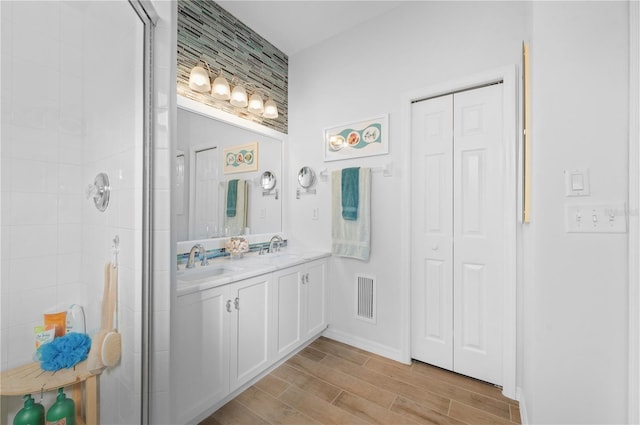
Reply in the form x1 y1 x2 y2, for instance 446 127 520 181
1 360 98 425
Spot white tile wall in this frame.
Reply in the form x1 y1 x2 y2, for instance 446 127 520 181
150 0 176 423
1 2 147 424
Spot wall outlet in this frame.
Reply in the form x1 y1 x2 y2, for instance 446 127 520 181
565 202 627 233
312 208 319 221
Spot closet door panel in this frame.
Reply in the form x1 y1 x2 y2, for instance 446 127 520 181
411 95 454 370
453 84 503 386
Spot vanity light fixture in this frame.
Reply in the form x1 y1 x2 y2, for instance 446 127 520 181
188 58 279 119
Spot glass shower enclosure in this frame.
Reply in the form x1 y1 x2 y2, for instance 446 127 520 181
1 1 154 423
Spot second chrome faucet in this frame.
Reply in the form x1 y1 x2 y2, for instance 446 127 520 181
186 244 208 268
268 235 283 253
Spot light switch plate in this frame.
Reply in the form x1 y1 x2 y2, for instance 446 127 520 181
564 168 590 197
565 202 627 233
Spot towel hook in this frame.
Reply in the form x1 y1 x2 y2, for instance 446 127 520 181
112 235 119 268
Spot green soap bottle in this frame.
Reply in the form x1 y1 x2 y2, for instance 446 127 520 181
45 388 75 425
13 394 45 425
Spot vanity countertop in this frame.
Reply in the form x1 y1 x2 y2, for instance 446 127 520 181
177 250 330 296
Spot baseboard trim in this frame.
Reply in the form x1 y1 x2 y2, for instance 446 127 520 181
322 327 408 364
516 387 529 425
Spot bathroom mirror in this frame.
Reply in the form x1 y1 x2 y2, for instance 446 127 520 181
298 166 316 188
176 99 284 242
261 171 277 191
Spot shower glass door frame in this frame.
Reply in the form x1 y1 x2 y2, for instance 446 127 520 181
128 1 158 424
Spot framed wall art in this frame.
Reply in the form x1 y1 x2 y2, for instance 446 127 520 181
223 142 258 174
324 114 389 161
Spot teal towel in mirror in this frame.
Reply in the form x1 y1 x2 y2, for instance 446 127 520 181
226 179 239 217
341 167 360 220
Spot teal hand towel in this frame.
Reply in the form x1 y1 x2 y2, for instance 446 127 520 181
226 179 239 217
332 168 371 261
341 167 360 220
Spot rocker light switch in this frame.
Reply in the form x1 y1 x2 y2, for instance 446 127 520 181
571 174 584 191
564 168 590 197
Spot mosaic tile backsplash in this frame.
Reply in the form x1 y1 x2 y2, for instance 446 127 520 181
178 0 288 134
177 240 288 267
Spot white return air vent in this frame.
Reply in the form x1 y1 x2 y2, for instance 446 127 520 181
355 274 376 323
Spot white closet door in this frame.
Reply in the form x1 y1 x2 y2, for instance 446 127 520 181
411 94 454 370
411 84 504 386
194 147 218 239
452 84 504 386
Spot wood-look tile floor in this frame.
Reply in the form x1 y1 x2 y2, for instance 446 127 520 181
201 337 521 425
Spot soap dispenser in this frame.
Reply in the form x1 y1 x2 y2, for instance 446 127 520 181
45 388 75 425
65 304 86 334
13 394 45 425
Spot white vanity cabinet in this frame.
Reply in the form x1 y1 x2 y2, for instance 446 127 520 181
174 255 329 424
228 274 271 390
174 284 229 424
273 258 327 358
303 259 328 338
174 274 271 424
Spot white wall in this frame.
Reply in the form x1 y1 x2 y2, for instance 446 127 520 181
522 2 629 424
288 0 527 362
289 1 630 423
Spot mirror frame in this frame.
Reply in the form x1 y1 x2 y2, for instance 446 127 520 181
177 95 289 252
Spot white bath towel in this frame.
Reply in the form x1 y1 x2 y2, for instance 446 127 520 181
224 179 248 236
332 168 371 261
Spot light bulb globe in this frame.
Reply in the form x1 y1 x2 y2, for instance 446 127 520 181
188 66 211 93
248 93 264 115
230 85 248 107
211 74 231 100
263 99 278 119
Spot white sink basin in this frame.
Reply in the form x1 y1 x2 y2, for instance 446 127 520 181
177 264 243 283
260 252 298 260
253 252 302 267
176 251 330 296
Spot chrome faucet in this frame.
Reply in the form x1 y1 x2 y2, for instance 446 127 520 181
268 235 283 253
186 244 207 268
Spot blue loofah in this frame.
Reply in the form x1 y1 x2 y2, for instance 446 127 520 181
37 333 92 371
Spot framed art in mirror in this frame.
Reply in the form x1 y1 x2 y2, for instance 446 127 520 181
223 142 259 174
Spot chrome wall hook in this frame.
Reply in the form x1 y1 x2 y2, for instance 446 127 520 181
86 172 111 212
112 235 119 268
